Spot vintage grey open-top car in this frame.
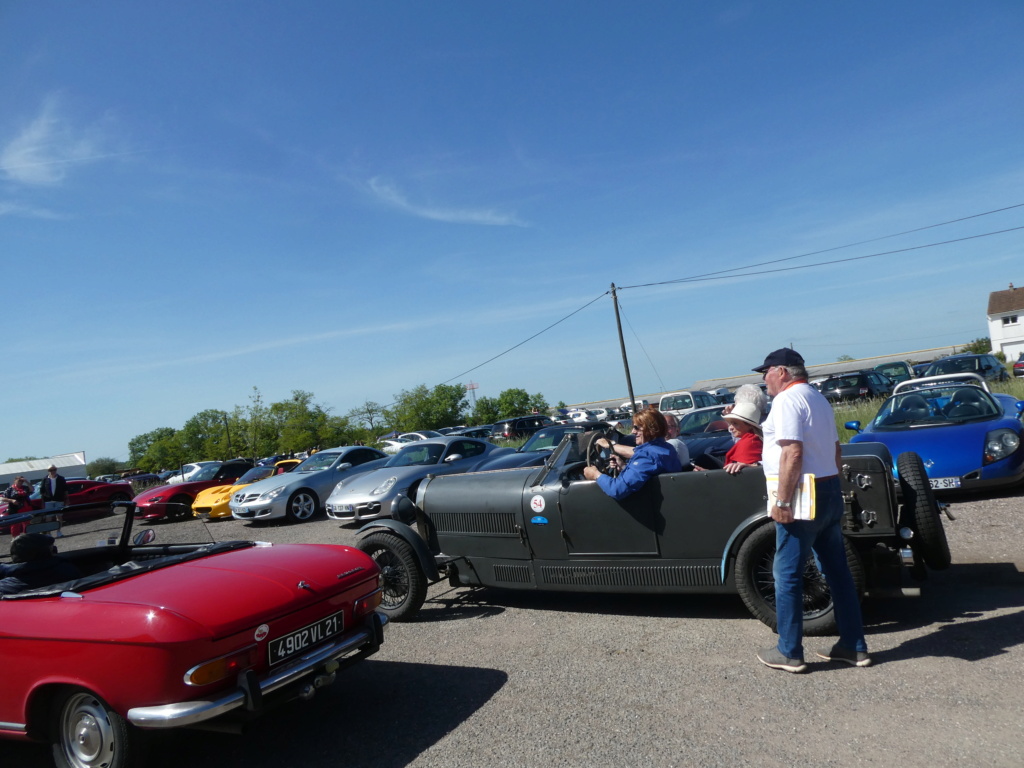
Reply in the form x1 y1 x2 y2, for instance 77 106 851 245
355 432 951 634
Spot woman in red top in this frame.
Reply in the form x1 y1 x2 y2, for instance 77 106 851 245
3 477 41 538
722 402 764 474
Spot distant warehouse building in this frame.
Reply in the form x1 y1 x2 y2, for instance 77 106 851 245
987 283 1024 361
0 452 87 491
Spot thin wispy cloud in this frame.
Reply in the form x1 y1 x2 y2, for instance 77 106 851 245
0 201 63 219
0 96 102 186
367 176 527 227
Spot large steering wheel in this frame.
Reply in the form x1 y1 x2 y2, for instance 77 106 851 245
580 429 620 476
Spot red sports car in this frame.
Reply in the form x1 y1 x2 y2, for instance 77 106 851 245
0 480 133 532
133 460 252 521
0 502 386 767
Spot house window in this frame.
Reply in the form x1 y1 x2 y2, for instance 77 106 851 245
1003 315 1019 326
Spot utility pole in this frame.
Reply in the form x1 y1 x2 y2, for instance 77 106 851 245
611 283 637 413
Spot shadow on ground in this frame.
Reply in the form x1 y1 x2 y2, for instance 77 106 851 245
0 660 506 768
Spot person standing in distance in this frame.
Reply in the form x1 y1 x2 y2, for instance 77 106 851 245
752 348 870 672
40 465 69 538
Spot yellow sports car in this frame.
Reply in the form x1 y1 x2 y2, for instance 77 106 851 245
192 460 300 519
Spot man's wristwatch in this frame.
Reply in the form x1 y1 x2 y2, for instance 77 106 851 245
775 500 792 509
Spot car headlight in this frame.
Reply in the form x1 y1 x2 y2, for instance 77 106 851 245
147 495 164 503
257 485 286 502
984 429 1020 464
372 476 398 496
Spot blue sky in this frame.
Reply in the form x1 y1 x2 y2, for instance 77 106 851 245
2 2 1023 463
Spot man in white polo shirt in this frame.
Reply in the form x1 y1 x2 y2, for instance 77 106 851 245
752 348 870 673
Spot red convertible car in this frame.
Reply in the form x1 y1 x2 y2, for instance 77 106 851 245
0 502 387 768
0 480 133 532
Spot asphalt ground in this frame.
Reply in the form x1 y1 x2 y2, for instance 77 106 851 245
4 487 1023 768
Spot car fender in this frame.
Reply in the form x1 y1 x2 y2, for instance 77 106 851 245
720 512 773 584
357 520 440 582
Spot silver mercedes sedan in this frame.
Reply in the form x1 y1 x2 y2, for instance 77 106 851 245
229 446 388 523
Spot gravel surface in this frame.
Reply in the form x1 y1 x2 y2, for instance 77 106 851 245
4 487 1023 768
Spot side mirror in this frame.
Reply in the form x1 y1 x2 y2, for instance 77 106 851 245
844 420 862 433
444 454 463 463
133 529 156 546
1015 402 1024 414
336 462 353 471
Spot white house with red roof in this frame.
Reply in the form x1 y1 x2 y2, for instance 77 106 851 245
987 283 1024 360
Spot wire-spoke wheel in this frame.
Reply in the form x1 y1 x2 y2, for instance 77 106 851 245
735 523 863 636
358 531 427 620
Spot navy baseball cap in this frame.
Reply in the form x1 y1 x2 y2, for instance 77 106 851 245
753 348 805 373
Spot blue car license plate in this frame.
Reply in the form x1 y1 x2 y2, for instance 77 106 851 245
929 477 960 490
268 611 344 666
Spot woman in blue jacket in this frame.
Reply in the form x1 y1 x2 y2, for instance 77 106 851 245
583 407 682 500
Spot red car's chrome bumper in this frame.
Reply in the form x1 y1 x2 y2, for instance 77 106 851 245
127 612 386 729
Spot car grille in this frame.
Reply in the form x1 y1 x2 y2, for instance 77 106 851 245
431 512 518 535
233 491 261 504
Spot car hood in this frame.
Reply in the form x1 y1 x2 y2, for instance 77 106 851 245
194 482 248 504
328 464 436 499
852 417 1019 476
75 544 377 639
475 450 551 471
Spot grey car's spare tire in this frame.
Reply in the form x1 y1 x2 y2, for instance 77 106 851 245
734 522 865 637
896 451 951 570
358 531 427 621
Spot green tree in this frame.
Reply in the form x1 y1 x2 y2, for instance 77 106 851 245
127 427 176 466
385 384 467 432
346 400 387 433
144 434 188 472
495 388 533 418
836 354 854 362
962 337 991 354
4 456 41 462
87 457 121 477
233 388 279 460
470 395 502 425
178 409 233 461
269 390 350 454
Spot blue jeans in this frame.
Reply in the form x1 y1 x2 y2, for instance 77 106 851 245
773 476 867 660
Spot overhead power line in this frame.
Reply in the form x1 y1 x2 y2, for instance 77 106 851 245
435 203 1024 394
621 224 1024 290
441 291 610 386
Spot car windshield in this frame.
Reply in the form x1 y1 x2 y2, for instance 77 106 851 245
678 407 725 434
237 467 276 484
386 443 444 467
521 427 582 452
295 453 342 472
190 464 222 482
871 385 1000 428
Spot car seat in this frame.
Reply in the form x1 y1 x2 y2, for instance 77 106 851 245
888 394 930 423
944 388 986 418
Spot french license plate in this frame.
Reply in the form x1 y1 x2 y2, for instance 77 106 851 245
929 477 961 490
268 611 344 666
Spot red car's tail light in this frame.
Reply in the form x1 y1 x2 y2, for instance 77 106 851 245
354 587 383 617
185 645 258 686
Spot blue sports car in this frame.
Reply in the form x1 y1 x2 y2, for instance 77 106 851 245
845 374 1024 493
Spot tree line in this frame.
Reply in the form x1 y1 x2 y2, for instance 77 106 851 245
106 384 550 473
